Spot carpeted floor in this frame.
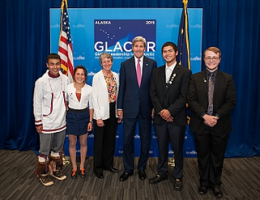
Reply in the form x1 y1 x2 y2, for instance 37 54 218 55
0 149 259 200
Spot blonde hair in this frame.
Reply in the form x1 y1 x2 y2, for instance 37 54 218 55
204 47 221 58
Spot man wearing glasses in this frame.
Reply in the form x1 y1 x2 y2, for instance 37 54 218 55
187 47 236 198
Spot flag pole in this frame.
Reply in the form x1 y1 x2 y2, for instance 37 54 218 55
183 0 190 70
59 0 71 165
168 0 190 167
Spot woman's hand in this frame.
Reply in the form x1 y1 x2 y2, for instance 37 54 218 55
87 122 93 131
97 119 104 127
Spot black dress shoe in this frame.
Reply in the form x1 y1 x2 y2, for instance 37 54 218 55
149 175 168 184
119 172 133 181
198 185 208 195
108 168 119 173
174 179 183 191
71 170 78 179
79 168 86 178
138 170 146 180
212 186 223 198
94 171 104 179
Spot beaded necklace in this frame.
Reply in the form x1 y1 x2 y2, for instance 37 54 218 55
48 78 63 99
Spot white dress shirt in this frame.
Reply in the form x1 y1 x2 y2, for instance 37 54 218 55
165 61 177 82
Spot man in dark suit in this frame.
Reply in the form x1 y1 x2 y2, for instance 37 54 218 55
117 36 157 181
149 42 191 191
187 47 236 198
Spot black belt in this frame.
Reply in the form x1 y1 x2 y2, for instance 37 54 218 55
68 107 88 113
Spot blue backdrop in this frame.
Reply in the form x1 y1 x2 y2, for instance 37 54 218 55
1 0 260 158
50 8 202 157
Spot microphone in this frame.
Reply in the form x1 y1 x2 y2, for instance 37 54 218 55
203 78 207 83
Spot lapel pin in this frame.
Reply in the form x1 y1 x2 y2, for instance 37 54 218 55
169 73 176 84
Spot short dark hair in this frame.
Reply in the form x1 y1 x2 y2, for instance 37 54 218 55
46 53 61 63
161 42 178 53
73 65 87 82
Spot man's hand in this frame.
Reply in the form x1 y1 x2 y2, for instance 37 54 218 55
117 110 123 123
151 108 155 119
203 114 218 127
36 125 43 134
160 109 174 122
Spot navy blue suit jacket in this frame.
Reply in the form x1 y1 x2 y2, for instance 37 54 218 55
117 56 157 119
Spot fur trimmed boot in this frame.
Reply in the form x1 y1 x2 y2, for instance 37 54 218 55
49 155 67 181
35 161 54 186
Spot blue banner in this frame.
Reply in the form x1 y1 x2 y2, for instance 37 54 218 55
50 8 202 158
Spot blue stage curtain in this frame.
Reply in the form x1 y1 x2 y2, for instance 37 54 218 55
0 0 259 157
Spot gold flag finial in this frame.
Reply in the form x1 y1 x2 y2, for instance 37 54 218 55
183 0 188 5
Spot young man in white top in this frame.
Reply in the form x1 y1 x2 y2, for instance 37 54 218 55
33 53 69 186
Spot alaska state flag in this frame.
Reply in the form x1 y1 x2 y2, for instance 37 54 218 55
177 0 190 70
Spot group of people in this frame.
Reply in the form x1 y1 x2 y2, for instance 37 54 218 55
33 36 236 198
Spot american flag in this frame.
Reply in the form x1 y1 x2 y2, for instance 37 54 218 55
58 0 74 83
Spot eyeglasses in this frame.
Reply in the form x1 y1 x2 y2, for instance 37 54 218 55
204 57 220 61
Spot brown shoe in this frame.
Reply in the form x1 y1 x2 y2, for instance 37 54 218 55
51 170 67 181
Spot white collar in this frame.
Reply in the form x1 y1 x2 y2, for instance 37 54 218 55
165 61 177 71
134 56 144 64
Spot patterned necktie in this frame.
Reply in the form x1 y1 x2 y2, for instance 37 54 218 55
136 59 141 87
207 73 214 115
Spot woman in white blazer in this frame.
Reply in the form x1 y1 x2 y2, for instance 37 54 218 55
92 53 120 179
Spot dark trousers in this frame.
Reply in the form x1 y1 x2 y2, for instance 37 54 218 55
93 103 117 174
123 112 151 173
154 122 185 179
193 128 229 186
